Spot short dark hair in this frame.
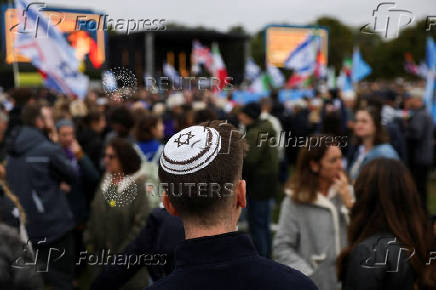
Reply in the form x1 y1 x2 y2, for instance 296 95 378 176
107 137 141 175
109 105 135 130
21 103 43 127
135 113 160 142
158 120 244 225
9 88 34 106
85 109 104 126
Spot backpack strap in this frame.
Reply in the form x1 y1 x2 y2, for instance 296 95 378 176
152 145 164 164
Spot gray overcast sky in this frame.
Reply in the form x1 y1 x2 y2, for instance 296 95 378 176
44 0 435 33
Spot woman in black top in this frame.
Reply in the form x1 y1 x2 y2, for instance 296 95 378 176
337 158 436 290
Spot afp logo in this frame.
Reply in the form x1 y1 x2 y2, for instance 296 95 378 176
361 2 414 39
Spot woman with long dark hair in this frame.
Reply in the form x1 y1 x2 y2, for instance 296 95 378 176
338 158 436 290
347 105 398 181
273 135 353 290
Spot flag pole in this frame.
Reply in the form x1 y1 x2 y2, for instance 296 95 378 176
12 58 19 88
10 0 20 88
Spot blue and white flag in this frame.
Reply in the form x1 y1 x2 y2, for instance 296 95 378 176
163 63 181 86
244 57 260 81
352 47 372 83
424 37 436 116
338 70 353 93
13 0 88 98
267 63 284 88
284 34 320 75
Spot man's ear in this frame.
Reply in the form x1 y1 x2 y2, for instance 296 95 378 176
235 180 246 209
162 192 178 216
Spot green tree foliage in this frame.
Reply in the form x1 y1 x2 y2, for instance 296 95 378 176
314 17 354 73
250 30 265 70
249 17 436 80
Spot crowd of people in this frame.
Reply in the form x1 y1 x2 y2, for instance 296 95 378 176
0 82 435 290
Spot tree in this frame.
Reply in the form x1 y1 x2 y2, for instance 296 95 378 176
313 16 354 73
228 25 245 33
250 30 265 70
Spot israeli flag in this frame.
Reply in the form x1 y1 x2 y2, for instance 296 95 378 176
244 57 260 81
13 0 88 98
284 34 320 75
163 63 181 86
267 63 284 88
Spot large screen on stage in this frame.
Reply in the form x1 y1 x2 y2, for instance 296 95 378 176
265 25 329 68
2 5 106 68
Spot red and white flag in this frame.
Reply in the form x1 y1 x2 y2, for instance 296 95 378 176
211 43 227 89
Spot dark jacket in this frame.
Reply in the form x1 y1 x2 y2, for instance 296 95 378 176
77 127 104 173
386 120 407 162
406 107 434 166
6 126 77 243
63 153 100 225
145 231 318 290
342 233 416 290
91 208 185 290
243 119 279 200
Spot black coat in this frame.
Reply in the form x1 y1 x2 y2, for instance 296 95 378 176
64 154 100 225
342 233 416 290
145 231 317 290
77 127 104 173
6 126 77 243
91 208 185 290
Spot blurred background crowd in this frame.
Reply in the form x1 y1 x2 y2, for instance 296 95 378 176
0 81 435 289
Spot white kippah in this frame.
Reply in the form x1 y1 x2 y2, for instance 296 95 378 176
160 125 222 175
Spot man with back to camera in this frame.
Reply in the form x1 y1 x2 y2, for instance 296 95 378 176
145 120 317 290
6 103 77 290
